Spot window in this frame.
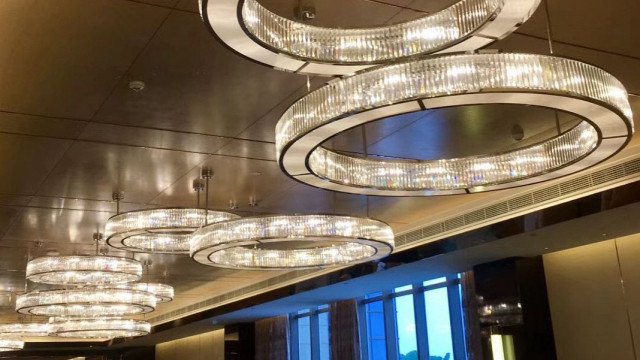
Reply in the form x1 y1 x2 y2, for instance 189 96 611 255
424 287 454 360
366 300 387 360
290 306 330 360
395 293 418 359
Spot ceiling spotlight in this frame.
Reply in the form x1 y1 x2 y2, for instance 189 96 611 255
16 288 156 317
50 318 150 339
191 215 394 270
128 80 145 92
276 53 633 196
200 0 541 75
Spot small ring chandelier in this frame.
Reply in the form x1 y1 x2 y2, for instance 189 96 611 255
105 171 240 254
26 255 142 286
191 215 394 269
0 339 24 352
200 0 541 76
50 318 151 339
15 288 156 317
0 323 51 338
114 282 174 303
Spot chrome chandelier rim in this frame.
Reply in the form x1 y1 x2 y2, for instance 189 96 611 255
114 282 174 303
16 289 156 317
276 53 634 196
26 255 142 286
191 215 394 270
0 323 51 338
200 0 541 76
0 339 24 352
105 208 240 254
50 318 151 339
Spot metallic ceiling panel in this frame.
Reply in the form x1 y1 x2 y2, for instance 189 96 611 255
257 183 368 216
0 134 72 195
35 141 208 203
79 123 230 155
0 112 86 139
0 0 169 119
92 11 306 139
176 0 199 12
151 155 298 210
216 139 276 161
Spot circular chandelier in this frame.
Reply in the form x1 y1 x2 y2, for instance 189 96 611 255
50 318 151 339
200 0 541 76
16 288 156 317
276 53 633 196
0 323 51 338
0 339 23 352
105 208 240 254
26 255 142 286
191 215 394 269
115 282 174 303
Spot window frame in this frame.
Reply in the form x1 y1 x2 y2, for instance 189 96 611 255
289 306 330 360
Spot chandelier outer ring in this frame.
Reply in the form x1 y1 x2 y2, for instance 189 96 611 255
105 207 240 254
0 339 24 352
276 53 634 196
0 323 51 338
15 289 156 317
113 283 174 303
200 0 541 76
26 255 143 286
191 215 395 270
50 318 151 339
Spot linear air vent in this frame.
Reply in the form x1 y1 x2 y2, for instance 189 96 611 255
148 156 640 326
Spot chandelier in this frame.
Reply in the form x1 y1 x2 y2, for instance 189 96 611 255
50 318 151 339
106 172 240 254
26 255 142 286
191 215 394 269
115 282 174 303
200 0 541 76
0 339 23 352
276 53 633 196
0 323 51 338
16 288 156 317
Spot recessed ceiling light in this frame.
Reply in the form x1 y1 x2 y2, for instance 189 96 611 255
128 80 145 92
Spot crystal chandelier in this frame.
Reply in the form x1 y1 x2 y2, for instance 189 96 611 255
191 215 394 269
276 53 633 196
115 282 174 303
0 339 23 352
0 323 51 338
200 0 541 75
16 288 156 317
26 255 142 286
106 172 240 254
50 318 151 339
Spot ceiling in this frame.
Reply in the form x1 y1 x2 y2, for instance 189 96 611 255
0 0 639 334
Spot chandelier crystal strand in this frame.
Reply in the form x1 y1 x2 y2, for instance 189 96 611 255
276 53 633 196
50 318 151 339
0 339 24 352
201 0 541 75
26 256 142 286
0 323 51 338
16 289 156 317
105 208 240 254
114 283 174 303
191 215 394 269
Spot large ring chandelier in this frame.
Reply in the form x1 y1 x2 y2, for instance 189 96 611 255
0 323 51 338
191 215 394 269
0 339 24 352
16 289 156 317
105 208 240 254
200 0 541 76
115 282 174 303
26 256 142 286
50 318 151 339
276 53 633 196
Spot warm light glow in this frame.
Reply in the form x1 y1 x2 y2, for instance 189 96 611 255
191 215 394 269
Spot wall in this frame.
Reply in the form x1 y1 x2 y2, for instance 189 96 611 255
544 234 640 360
155 329 225 360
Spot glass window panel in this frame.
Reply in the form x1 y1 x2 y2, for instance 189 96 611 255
318 304 329 311
319 311 330 360
298 316 312 360
394 285 413 293
366 291 383 299
366 301 387 360
423 277 447 287
395 294 418 359
424 287 455 360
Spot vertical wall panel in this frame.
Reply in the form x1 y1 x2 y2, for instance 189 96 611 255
613 234 640 355
155 328 224 360
544 240 635 360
